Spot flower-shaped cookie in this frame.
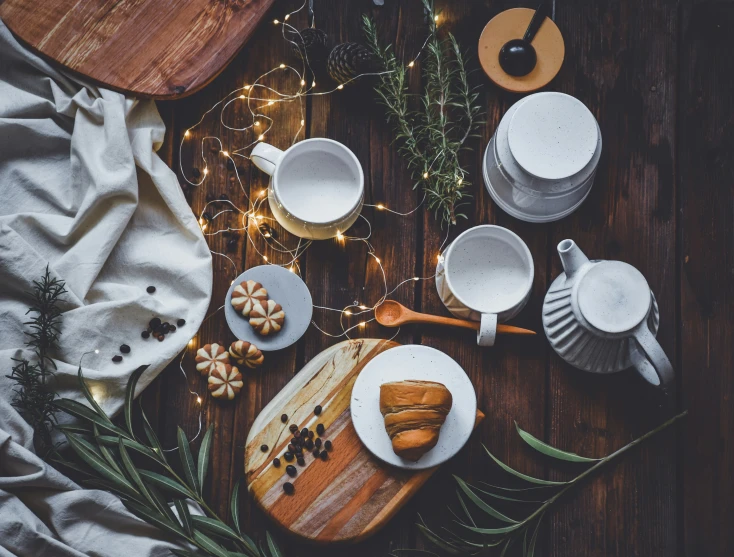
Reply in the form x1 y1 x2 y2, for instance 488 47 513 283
249 299 285 336
231 280 268 317
229 340 264 369
194 343 230 376
208 363 243 400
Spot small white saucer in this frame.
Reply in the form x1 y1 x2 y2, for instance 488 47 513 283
224 265 312 351
350 345 477 470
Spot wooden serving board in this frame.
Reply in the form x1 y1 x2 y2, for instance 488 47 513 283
0 0 276 99
244 339 483 544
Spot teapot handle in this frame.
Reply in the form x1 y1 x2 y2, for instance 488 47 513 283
632 325 674 391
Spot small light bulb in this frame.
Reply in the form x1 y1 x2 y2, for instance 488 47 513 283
221 150 229 157
258 189 265 197
94 349 100 354
254 121 261 127
196 396 202 404
437 253 444 263
434 14 439 22
408 61 415 68
239 94 246 99
254 215 262 221
300 119 305 126
359 322 366 328
359 305 368 310
264 232 271 238
258 134 265 141
267 101 274 106
423 172 429 179
374 257 381 264
457 177 463 185
336 231 344 240
284 14 290 21
273 19 279 24
337 84 344 90
300 79 306 86
289 266 295 272
344 310 352 316
377 204 384 210
312 80 316 87
263 255 268 262
413 277 420 281
244 85 251 90
188 339 195 347
279 63 286 69
203 168 209 175
184 130 191 137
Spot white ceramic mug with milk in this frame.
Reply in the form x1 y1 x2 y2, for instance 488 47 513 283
436 225 534 346
251 138 364 240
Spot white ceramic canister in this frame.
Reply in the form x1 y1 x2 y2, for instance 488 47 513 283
483 92 602 223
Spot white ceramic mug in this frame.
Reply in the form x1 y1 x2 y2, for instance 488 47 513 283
436 225 534 346
251 138 364 240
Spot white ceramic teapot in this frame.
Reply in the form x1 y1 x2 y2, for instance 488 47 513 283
542 239 673 390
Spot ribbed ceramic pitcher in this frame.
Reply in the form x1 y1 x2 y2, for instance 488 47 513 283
542 240 673 390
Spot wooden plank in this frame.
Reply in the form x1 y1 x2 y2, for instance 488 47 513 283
678 2 734 555
0 0 276 99
548 1 679 556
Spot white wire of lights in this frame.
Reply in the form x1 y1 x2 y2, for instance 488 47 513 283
179 1 450 342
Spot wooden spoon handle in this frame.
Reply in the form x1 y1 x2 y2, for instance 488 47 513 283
407 313 536 336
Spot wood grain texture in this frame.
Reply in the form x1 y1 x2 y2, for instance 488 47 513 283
244 339 484 544
0 0 275 99
145 0 732 555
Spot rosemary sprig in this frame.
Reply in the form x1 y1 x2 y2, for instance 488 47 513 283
363 0 483 226
7 265 67 456
52 366 285 557
397 411 688 556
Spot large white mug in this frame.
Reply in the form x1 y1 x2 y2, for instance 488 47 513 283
251 138 364 240
436 225 534 346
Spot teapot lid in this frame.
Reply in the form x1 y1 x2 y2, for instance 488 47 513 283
577 261 651 334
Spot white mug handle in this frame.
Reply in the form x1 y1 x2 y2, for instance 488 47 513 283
251 142 284 176
477 313 498 346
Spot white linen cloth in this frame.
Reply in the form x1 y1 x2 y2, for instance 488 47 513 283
0 19 212 556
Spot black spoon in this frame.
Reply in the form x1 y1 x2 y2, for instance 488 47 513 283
498 3 550 77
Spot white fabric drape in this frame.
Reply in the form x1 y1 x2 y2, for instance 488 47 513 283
0 18 212 556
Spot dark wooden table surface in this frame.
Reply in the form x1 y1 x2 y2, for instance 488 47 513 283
145 1 733 555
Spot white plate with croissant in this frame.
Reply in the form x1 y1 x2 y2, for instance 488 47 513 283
350 344 477 470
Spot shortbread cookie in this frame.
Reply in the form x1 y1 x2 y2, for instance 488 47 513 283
194 343 230 376
231 280 268 317
208 363 244 400
249 299 285 335
229 340 264 369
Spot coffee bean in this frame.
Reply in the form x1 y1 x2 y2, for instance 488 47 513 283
273 457 281 468
315 438 322 448
308 430 314 439
284 452 294 462
316 423 325 435
286 465 297 477
283 482 294 495
312 448 320 458
149 317 161 329
141 331 150 339
297 457 305 466
281 414 288 423
146 286 156 294
169 325 176 332
161 323 170 333
177 319 186 327
294 446 303 455
112 355 122 363
288 444 296 453
289 424 298 433
301 428 308 438
120 344 131 354
291 437 300 446
305 439 314 450
314 405 322 415
157 335 165 342
260 444 268 452
324 440 333 451
294 430 300 438
320 451 328 461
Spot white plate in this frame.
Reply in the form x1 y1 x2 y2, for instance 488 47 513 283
350 345 477 470
224 265 312 351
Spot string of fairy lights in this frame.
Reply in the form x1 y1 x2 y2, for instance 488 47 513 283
174 0 452 427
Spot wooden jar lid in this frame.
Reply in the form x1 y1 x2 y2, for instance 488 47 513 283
478 8 565 93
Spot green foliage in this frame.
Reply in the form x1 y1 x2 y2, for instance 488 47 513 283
363 0 483 226
392 412 687 556
54 367 285 557
6 265 67 456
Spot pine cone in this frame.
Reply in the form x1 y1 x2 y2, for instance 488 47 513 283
292 28 330 69
327 42 379 85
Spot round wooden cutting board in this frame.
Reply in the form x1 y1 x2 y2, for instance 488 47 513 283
244 339 483 544
0 0 276 99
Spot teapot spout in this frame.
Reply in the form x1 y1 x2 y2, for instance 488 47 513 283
557 239 589 279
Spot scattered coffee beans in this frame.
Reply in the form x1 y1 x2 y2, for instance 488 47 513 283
146 286 156 294
314 405 322 415
289 424 298 433
314 438 322 448
283 482 294 495
141 331 150 339
308 430 314 439
297 456 305 466
260 444 268 452
312 448 320 458
120 344 131 354
112 355 122 363
286 465 297 477
320 451 328 461
149 317 161 329
281 414 288 423
324 440 333 451
301 428 308 438
316 423 325 435
273 457 281 468
284 452 294 462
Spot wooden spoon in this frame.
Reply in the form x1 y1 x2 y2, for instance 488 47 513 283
374 300 536 336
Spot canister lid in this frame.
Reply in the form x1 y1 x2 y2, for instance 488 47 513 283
508 93 598 180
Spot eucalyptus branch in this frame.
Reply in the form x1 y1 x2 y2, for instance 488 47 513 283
398 410 687 556
7 265 66 456
363 0 483 226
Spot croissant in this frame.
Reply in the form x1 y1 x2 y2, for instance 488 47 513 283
379 380 453 461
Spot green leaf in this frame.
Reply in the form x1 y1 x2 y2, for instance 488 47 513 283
92 425 123 476
177 427 201 495
455 491 476 527
97 435 164 465
483 445 567 486
124 365 149 437
140 404 166 462
416 523 462 555
454 520 525 535
197 425 214 492
230 479 243 536
454 476 517 524
139 470 195 499
265 532 283 557
65 433 138 497
191 515 240 542
527 514 544 557
55 424 92 435
118 437 160 513
49 455 93 477
122 499 183 539
55 399 132 439
193 530 229 557
77 365 112 424
236 534 261 557
148 483 178 525
499 537 514 557
173 499 193 536
515 422 599 463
